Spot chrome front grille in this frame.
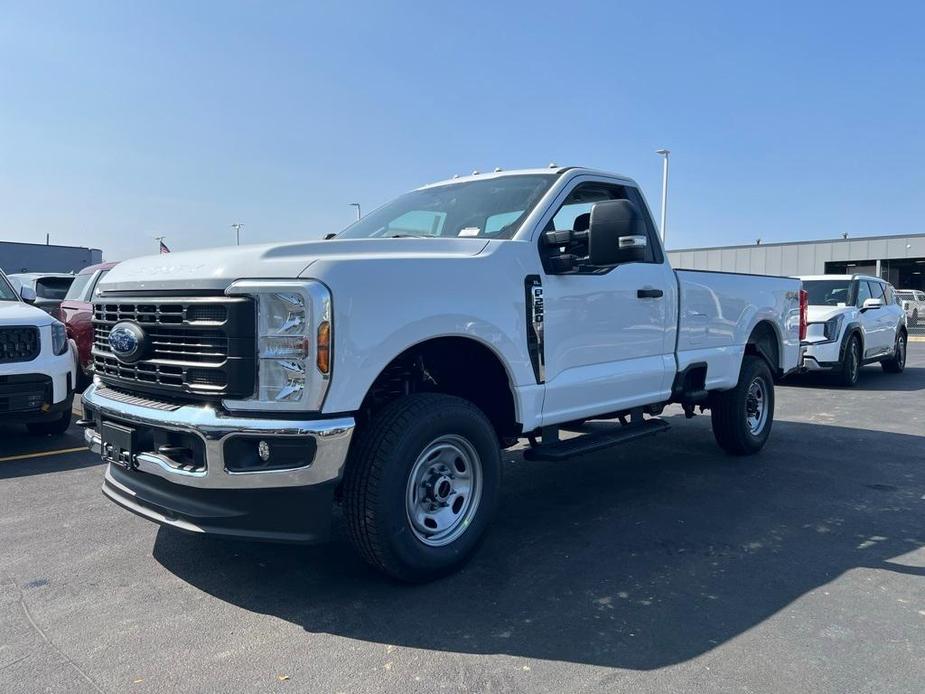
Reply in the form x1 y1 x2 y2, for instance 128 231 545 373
94 326 229 364
92 295 255 401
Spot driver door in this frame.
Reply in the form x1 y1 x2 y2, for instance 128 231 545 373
538 177 677 425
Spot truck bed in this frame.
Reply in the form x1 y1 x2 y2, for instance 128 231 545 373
675 269 802 390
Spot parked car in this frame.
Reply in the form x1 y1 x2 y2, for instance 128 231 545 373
895 289 925 326
799 275 907 386
0 269 76 435
81 166 804 582
7 272 76 317
58 262 118 388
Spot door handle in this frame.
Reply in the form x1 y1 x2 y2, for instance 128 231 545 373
637 288 664 299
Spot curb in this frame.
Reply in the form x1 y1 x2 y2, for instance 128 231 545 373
910 336 925 343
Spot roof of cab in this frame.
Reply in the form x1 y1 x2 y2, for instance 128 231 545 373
77 261 119 275
417 166 638 190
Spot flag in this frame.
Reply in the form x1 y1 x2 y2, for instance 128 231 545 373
159 240 170 254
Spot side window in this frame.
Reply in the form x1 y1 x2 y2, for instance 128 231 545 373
856 281 872 306
917 292 925 302
883 284 894 305
870 282 886 302
546 182 659 266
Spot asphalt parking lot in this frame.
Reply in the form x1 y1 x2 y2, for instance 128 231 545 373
2 347 923 694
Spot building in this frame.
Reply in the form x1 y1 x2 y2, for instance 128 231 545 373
667 232 925 291
0 241 103 274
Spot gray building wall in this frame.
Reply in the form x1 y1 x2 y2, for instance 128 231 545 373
668 233 925 277
0 242 103 273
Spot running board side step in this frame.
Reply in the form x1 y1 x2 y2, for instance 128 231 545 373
523 418 670 462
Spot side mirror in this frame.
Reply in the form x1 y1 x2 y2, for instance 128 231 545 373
19 285 36 303
862 297 883 311
588 200 648 266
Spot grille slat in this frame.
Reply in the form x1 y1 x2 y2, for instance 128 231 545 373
92 296 255 401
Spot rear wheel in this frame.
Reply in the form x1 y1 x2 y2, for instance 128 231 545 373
710 355 775 456
881 331 907 373
911 310 918 327
343 393 501 582
837 334 861 387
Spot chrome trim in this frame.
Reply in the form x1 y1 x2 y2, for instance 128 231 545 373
82 382 354 489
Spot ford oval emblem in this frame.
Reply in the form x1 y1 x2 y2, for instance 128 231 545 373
108 322 147 363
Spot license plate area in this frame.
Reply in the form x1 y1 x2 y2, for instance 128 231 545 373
101 421 136 469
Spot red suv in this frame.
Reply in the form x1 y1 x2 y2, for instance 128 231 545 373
58 262 117 389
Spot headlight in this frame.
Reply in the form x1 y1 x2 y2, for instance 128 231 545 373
823 314 843 341
51 321 69 356
223 280 332 412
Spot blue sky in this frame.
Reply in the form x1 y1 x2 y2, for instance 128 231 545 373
1 1 923 260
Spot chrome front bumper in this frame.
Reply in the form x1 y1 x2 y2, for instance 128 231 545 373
82 382 355 490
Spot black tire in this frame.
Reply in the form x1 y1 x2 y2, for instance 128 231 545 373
710 355 774 456
881 331 907 373
837 334 861 387
911 310 918 327
26 409 72 436
342 393 502 583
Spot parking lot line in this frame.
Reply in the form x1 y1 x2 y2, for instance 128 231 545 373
0 447 88 464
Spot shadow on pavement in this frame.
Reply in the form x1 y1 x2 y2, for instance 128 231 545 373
0 424 100 480
152 419 925 670
786 365 925 392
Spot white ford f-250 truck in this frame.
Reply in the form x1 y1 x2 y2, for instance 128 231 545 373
81 166 806 581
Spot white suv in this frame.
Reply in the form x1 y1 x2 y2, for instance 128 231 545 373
799 275 907 386
896 289 925 327
0 269 77 434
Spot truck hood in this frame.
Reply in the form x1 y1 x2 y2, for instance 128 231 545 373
99 238 491 292
807 305 852 323
0 300 53 326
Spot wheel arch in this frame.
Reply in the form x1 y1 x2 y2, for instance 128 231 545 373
744 320 783 377
355 335 521 444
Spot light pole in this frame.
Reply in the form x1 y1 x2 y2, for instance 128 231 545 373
655 149 670 247
231 223 244 246
349 203 362 221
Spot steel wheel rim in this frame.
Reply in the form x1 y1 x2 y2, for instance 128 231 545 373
405 434 483 547
745 376 769 435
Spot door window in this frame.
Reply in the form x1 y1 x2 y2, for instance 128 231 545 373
869 282 886 302
856 281 872 306
546 182 661 267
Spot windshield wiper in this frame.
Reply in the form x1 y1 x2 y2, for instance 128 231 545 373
388 234 429 238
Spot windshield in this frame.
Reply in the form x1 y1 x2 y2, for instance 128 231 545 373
337 174 556 240
64 272 93 301
803 280 853 306
0 273 19 302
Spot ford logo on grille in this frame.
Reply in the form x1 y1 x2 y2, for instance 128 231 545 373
108 322 147 363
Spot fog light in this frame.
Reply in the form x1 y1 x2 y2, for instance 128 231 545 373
257 440 271 462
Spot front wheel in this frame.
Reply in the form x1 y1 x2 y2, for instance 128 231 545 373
837 334 861 387
881 332 907 373
710 355 775 456
343 393 501 582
